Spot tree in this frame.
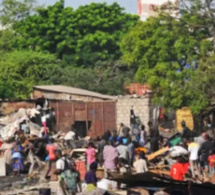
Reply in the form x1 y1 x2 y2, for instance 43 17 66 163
120 2 213 114
0 50 62 99
50 60 135 95
12 1 139 67
0 0 37 26
0 0 38 51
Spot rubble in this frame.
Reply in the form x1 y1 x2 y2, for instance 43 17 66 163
0 108 40 140
1 104 215 195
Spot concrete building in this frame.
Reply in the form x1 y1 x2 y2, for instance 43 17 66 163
33 85 116 102
137 0 177 21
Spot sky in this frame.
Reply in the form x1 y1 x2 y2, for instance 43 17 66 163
37 0 137 14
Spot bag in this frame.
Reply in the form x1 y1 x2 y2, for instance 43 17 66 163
63 158 69 172
60 157 69 172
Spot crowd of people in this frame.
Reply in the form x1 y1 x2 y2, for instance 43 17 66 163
1 106 215 194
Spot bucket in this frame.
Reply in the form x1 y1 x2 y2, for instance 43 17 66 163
39 188 51 195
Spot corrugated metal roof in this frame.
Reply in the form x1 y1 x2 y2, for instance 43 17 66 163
34 85 116 100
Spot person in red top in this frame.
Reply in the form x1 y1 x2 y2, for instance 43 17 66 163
208 149 215 175
45 138 57 178
170 157 189 181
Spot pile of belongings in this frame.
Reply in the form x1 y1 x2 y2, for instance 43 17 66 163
0 108 42 140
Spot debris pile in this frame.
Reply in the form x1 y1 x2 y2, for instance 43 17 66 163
0 105 215 195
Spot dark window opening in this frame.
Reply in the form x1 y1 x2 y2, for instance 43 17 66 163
74 121 91 137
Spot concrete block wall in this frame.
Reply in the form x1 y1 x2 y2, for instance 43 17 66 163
116 96 151 132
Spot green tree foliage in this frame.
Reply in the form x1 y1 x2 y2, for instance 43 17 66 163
120 1 214 113
13 2 139 67
0 0 38 51
0 50 62 99
0 0 138 99
0 0 37 26
52 60 135 95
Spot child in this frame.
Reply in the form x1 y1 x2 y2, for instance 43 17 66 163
12 146 23 176
85 142 96 170
13 158 22 176
208 149 215 175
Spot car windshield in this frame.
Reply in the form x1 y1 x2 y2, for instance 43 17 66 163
71 151 85 159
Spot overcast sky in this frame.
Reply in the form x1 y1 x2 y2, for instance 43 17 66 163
37 0 137 14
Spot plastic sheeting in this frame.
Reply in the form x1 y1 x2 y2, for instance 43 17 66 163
168 146 188 158
0 108 40 140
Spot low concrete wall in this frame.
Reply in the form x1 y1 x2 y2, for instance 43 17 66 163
116 96 152 131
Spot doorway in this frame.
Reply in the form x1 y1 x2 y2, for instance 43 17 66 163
74 121 91 137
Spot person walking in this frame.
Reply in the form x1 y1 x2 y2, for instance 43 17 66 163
188 138 200 177
45 138 57 178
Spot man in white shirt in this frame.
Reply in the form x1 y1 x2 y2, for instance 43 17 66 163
116 140 128 161
55 150 66 174
133 151 148 173
64 129 76 149
55 150 69 195
188 138 200 177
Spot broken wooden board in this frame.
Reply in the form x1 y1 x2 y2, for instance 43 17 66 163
150 170 170 176
147 146 169 161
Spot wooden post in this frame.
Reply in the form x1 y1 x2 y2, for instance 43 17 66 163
57 101 59 131
102 102 105 133
93 102 96 136
86 102 88 136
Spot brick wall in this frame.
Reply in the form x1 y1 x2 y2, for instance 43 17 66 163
0 101 35 115
116 96 152 132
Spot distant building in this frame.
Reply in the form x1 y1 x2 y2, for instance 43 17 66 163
125 83 152 96
137 0 177 21
33 85 116 102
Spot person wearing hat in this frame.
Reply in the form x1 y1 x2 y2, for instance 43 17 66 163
62 161 81 195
